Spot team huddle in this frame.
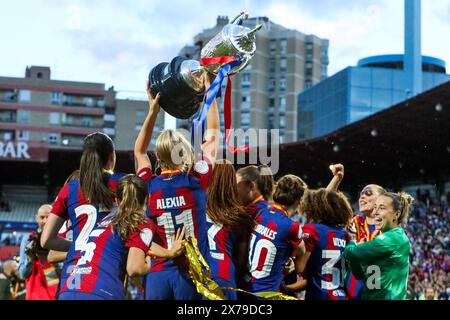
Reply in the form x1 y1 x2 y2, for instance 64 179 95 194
39 75 413 300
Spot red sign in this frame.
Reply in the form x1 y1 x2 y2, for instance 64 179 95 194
0 141 48 162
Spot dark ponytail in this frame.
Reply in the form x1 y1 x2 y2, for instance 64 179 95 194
80 132 115 210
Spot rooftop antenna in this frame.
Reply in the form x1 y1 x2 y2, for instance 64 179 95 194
404 0 422 96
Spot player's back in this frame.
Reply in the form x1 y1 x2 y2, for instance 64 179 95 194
302 223 350 300
146 169 210 272
59 212 155 300
51 172 126 289
248 205 302 293
58 212 128 299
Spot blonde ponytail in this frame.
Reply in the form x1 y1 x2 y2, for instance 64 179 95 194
155 130 195 173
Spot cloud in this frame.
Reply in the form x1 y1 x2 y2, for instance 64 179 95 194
1 0 449 95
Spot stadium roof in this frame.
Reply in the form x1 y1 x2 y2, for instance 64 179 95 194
275 80 450 194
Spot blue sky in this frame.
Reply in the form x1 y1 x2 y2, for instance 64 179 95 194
1 0 449 99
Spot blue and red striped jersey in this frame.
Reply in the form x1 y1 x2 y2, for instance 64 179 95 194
137 159 212 272
58 211 156 299
205 216 238 284
51 172 126 295
248 203 303 293
302 223 350 300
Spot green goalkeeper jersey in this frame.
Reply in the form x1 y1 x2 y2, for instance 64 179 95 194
342 227 410 300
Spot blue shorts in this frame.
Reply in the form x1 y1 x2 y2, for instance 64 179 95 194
145 269 201 300
58 292 111 300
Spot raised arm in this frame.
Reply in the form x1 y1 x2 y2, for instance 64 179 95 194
127 227 185 277
326 164 344 192
47 250 68 264
134 82 161 173
201 73 220 167
294 244 309 274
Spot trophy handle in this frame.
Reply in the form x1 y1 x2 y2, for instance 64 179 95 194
247 24 263 37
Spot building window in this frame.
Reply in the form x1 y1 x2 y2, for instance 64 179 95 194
17 130 29 141
269 97 275 107
82 117 93 127
280 78 286 91
104 114 116 122
270 39 276 53
103 128 115 136
96 99 105 108
241 73 251 89
280 115 286 128
63 95 73 105
242 95 251 103
321 65 328 79
280 39 287 55
0 110 16 122
136 110 146 125
269 58 276 73
2 90 17 102
241 113 250 127
2 131 14 140
84 97 94 107
19 90 31 102
17 110 30 123
242 73 251 84
305 81 313 89
51 92 61 104
48 133 59 145
49 112 60 125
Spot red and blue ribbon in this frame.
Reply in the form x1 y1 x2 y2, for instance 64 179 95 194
192 55 249 154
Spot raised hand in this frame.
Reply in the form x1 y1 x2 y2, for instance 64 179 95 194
146 81 160 115
347 219 357 241
329 163 344 179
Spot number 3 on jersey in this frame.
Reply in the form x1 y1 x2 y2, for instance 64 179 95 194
321 250 346 290
157 209 194 248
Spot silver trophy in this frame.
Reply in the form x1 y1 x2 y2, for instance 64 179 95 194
148 12 262 119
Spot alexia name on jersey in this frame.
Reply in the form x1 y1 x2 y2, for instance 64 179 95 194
156 196 187 210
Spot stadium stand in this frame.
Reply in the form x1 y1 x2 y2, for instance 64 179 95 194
0 185 47 223
407 193 450 300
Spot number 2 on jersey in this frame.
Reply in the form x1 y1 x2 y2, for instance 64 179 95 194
74 205 98 251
